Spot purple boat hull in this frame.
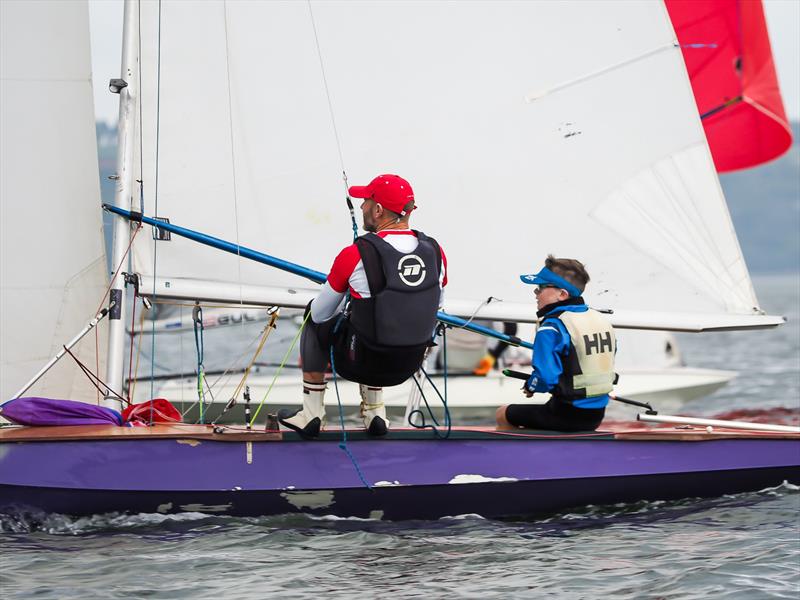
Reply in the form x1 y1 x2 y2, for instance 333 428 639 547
1 429 798 519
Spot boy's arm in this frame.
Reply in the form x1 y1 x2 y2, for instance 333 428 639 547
524 322 565 394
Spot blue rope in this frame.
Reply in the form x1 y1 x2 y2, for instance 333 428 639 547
329 345 372 490
193 306 206 424
407 326 452 439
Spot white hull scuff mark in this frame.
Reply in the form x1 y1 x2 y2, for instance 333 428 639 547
448 474 518 484
281 490 335 510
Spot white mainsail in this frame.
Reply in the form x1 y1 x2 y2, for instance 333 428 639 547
0 0 108 402
127 1 780 331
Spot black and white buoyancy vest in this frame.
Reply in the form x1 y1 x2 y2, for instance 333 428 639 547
348 231 442 350
549 308 617 402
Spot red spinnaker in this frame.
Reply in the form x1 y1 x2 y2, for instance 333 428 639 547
666 0 792 172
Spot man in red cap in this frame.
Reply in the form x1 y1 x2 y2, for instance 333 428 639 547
278 174 447 438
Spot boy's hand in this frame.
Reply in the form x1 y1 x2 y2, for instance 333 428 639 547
523 373 538 397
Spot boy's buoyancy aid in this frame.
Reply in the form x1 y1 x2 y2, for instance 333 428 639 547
546 307 617 402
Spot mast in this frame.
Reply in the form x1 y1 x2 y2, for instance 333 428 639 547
104 0 139 410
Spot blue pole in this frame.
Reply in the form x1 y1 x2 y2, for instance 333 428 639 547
104 204 533 350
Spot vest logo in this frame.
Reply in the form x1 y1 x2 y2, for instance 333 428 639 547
397 254 426 287
583 331 613 355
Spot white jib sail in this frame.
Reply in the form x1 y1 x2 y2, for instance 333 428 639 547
0 0 108 402
129 1 779 332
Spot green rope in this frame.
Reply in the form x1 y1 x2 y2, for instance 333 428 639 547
249 311 311 426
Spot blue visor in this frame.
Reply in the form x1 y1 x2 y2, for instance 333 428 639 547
519 267 582 297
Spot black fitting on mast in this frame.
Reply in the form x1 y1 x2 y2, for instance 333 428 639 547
123 272 140 294
109 289 122 320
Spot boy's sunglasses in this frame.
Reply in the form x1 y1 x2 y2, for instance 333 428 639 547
534 284 559 295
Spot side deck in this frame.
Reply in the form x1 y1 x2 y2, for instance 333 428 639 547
0 422 797 443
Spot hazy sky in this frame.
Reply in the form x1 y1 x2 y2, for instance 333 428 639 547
89 0 800 125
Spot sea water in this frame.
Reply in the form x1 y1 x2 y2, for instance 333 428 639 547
1 275 798 599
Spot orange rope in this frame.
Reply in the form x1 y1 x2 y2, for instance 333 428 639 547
94 223 142 314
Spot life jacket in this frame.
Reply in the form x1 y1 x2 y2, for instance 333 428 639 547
348 230 442 350
547 308 617 402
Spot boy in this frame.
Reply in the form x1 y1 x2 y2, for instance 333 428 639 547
496 255 616 432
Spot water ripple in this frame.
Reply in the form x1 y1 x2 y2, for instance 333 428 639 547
1 485 798 599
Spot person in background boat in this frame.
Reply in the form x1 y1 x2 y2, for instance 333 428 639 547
495 256 616 432
473 322 519 375
278 174 447 438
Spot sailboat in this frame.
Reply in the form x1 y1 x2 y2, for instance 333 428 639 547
1 0 797 521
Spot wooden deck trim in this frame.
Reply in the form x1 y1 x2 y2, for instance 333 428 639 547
0 423 796 443
0 424 282 442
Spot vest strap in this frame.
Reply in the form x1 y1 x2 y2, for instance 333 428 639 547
355 236 387 293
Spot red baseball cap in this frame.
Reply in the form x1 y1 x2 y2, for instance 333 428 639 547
348 174 415 216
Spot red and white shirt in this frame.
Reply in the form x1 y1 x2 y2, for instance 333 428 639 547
310 229 448 323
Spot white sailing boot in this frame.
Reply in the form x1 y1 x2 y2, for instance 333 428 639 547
359 384 388 437
277 380 326 438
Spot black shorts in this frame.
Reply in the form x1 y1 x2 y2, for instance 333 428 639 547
505 399 605 432
300 311 426 387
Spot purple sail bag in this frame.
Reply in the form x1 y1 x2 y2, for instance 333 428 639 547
0 397 123 426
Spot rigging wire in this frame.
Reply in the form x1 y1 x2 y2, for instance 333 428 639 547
148 0 164 419
172 308 281 422
307 1 347 180
128 307 147 403
221 0 247 327
137 0 145 214
95 321 100 405
148 299 273 311
211 309 280 425
307 1 359 241
228 310 280 401
64 346 129 405
126 304 275 420
249 312 310 426
81 223 143 404
127 286 138 404
456 296 501 330
206 320 274 388
94 225 142 316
